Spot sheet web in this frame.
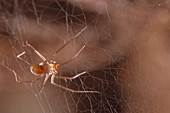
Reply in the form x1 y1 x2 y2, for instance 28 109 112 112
1 0 169 113
0 1 122 113
1 39 120 113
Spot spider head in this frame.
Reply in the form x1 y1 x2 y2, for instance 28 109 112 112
30 64 45 76
50 60 57 64
50 60 59 69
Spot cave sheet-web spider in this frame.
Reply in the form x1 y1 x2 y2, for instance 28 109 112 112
15 28 99 94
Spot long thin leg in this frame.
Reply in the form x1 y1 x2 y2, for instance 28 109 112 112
51 74 99 94
39 74 51 93
52 26 88 60
2 63 21 82
24 42 47 62
60 45 86 66
55 71 87 80
17 52 31 65
1 62 41 83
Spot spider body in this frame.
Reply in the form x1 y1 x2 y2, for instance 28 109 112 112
7 27 99 93
15 38 99 93
30 61 59 76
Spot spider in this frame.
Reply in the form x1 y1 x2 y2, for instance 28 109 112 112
13 28 99 94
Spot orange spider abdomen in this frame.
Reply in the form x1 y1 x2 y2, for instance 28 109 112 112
30 64 45 75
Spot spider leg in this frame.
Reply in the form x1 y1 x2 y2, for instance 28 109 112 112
52 26 88 60
1 62 41 83
39 74 51 92
60 45 86 66
24 42 47 62
55 71 87 80
2 63 21 82
17 52 31 65
51 74 99 94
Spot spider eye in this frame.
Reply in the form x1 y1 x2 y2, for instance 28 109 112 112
30 64 45 75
